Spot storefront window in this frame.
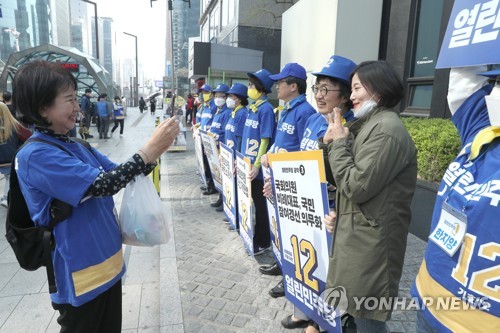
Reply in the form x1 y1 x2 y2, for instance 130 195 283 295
407 0 444 112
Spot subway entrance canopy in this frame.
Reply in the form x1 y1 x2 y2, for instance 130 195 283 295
0 43 115 98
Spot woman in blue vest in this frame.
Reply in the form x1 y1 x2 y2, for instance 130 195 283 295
276 55 357 332
209 83 231 209
11 61 180 332
223 83 249 228
243 69 276 254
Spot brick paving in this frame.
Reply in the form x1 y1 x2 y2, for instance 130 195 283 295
162 128 427 333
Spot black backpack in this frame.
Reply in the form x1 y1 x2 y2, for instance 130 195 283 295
4 137 93 293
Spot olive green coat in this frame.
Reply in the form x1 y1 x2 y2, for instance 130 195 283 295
325 107 417 321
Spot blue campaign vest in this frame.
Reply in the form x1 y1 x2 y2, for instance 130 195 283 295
241 98 276 165
270 95 316 153
209 105 231 145
199 99 217 131
411 85 500 331
16 133 125 306
224 105 248 153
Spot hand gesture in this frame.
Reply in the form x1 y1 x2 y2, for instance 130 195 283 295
140 117 180 162
323 107 349 144
248 165 259 180
323 210 337 234
261 154 269 168
263 176 273 198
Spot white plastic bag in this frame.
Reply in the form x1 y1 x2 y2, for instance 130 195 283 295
119 174 170 246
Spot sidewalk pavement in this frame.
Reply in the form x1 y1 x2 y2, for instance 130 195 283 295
0 107 427 333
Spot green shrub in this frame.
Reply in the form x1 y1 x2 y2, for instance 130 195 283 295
401 117 461 183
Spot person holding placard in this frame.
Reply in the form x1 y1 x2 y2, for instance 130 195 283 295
223 83 249 228
196 84 219 195
208 84 231 209
322 60 417 332
242 69 276 254
411 66 500 332
274 55 357 331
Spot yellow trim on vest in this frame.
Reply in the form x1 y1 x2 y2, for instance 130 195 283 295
469 126 500 160
72 248 124 296
249 99 265 113
415 260 500 332
231 105 243 118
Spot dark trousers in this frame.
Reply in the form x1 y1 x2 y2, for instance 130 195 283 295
185 108 193 123
202 149 214 189
52 280 122 333
111 119 124 134
252 178 270 248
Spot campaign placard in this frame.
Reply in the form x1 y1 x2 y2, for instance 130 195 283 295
436 0 500 68
220 143 237 230
236 151 254 256
264 166 282 267
200 130 223 192
193 128 207 187
268 150 340 332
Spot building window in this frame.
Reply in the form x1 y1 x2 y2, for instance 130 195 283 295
210 3 220 40
201 20 209 42
404 0 444 115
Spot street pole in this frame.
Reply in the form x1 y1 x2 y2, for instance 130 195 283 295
168 0 176 116
123 32 138 107
82 0 99 61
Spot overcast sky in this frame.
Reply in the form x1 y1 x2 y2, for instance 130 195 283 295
95 0 167 81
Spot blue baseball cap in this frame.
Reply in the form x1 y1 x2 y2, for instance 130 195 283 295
478 69 500 78
198 84 212 92
247 69 274 93
227 83 248 98
312 55 357 86
213 83 230 93
269 63 307 81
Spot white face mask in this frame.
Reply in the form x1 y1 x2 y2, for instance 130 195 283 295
226 98 236 109
485 93 500 126
353 98 377 119
214 97 226 107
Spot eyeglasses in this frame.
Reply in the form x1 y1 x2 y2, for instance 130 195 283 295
311 85 341 97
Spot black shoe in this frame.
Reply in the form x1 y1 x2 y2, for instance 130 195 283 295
203 187 217 195
269 280 285 298
259 263 282 276
215 205 223 212
280 315 309 329
99 136 103 139
210 197 223 207
104 136 110 139
254 245 270 256
86 134 94 138
200 186 207 191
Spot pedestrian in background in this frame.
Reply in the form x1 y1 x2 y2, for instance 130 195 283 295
139 97 146 113
97 93 112 139
121 96 127 116
11 60 179 332
1 91 16 118
186 94 194 125
150 98 156 114
243 69 276 254
0 102 31 208
322 60 417 332
80 88 94 139
111 96 125 138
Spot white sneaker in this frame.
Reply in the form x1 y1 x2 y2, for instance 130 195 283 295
110 132 113 138
1 200 8 208
120 134 124 138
